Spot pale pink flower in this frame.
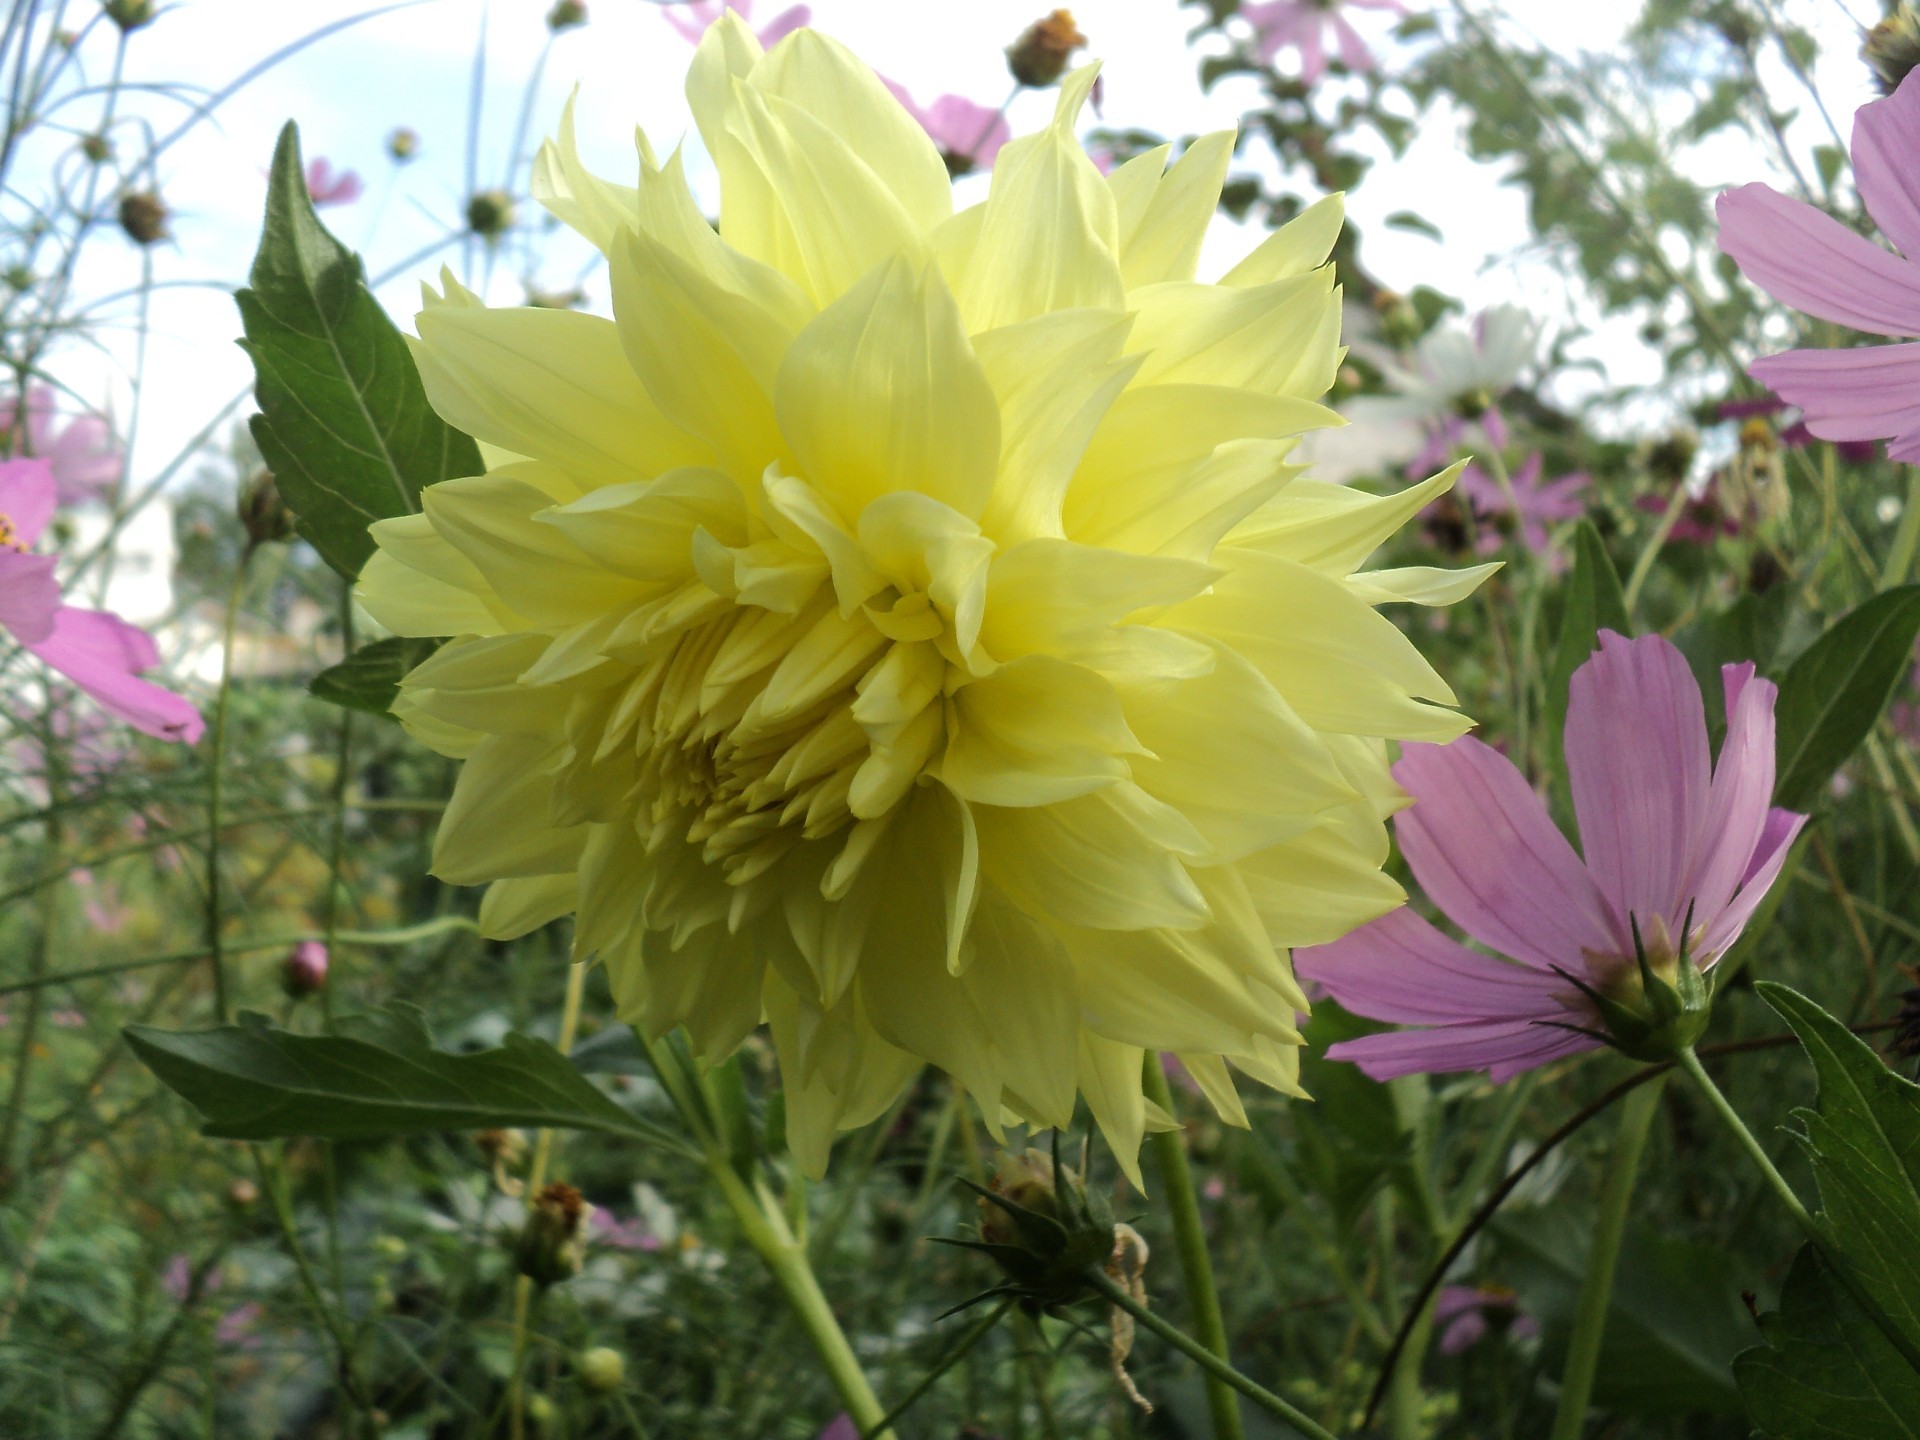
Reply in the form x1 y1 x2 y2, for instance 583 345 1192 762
1297 633 1805 1081
1717 68 1920 462
305 158 363 207
1241 0 1408 85
1435 1284 1538 1355
881 80 1010 177
0 385 121 505
661 0 809 47
590 1209 662 1252
0 458 203 742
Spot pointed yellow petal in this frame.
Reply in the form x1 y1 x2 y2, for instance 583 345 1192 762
1221 192 1344 286
1114 130 1235 289
941 656 1141 806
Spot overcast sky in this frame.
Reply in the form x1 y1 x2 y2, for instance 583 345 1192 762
20 0 1877 492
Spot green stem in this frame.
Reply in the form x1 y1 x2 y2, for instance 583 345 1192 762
203 549 254 1022
861 1299 1011 1440
1675 1049 1816 1241
1087 1270 1341 1440
1547 1075 1666 1440
1623 477 1690 618
1144 1055 1244 1440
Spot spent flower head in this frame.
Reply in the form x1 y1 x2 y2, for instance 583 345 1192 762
363 19 1481 1182
515 1182 591 1287
1007 9 1088 87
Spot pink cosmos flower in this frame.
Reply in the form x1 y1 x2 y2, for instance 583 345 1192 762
590 1208 662 1252
1633 477 1740 546
1717 68 1920 463
816 1416 857 1440
1296 632 1806 1081
304 158 363 207
661 0 809 47
0 385 121 505
881 80 1010 177
1455 452 1587 559
0 458 203 742
1435 1284 1539 1355
1241 0 1408 85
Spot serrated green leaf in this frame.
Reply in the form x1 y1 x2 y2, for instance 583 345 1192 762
1771 586 1920 810
126 1004 646 1142
309 636 443 717
1735 1246 1920 1439
1546 520 1630 777
236 122 482 579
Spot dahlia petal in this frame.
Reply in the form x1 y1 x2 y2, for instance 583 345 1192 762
0 549 59 642
357 516 512 637
1174 1051 1250 1127
1747 343 1920 452
976 782 1211 932
1565 631 1713 930
949 66 1123 332
1126 269 1342 399
1852 71 1920 262
25 606 202 742
972 309 1137 543
959 889 1079 1126
1682 665 1780 930
414 301 710 485
1294 906 1577 1025
478 874 578 940
1237 802 1405 948
1345 562 1502 607
775 257 1000 520
1106 144 1171 254
1229 464 1464 574
1393 736 1622 968
1077 1033 1158 1191
531 91 642 256
1717 182 1920 336
1325 1018 1601 1083
424 476 644 626
942 655 1139 806
1113 130 1234 288
1700 807 1806 958
1222 192 1344 287
1331 14 1374 71
431 734 587 884
752 29 952 236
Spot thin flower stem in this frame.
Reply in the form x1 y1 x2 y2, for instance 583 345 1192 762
1623 476 1691 618
1675 1048 1817 1241
860 1299 1012 1440
1085 1270 1341 1440
203 548 254 1022
1143 1055 1245 1440
1547 1074 1666 1440
319 580 357 1029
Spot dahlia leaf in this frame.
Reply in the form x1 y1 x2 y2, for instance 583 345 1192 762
309 636 443 718
1545 520 1628 781
1735 1246 1920 1439
1770 585 1920 810
125 1005 653 1143
236 122 483 580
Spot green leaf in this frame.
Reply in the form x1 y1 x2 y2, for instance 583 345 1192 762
309 636 443 717
1813 144 1846 193
1496 1209 1749 1416
1756 984 1920 1356
1735 1246 1920 1440
1672 587 1793 739
126 1005 647 1142
235 122 482 579
1383 210 1441 240
1771 586 1920 810
1545 521 1630 775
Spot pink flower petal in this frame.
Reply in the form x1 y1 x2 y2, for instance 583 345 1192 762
1565 631 1712 932
1439 1310 1488 1355
1747 342 1920 461
0 550 59 642
24 606 203 743
756 3 810 44
1700 806 1806 957
925 95 1010 168
1331 13 1374 71
1717 183 1920 337
1852 70 1920 261
1394 737 1624 971
1681 665 1784 938
1325 1017 1600 1083
0 456 57 544
1294 906 1574 1025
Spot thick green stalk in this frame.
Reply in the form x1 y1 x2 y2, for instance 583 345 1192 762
1547 1075 1666 1440
1087 1270 1341 1440
1143 1055 1244 1440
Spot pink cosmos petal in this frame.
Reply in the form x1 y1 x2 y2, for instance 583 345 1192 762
24 606 204 743
1716 183 1920 337
43 413 120 503
1295 17 1328 83
817 1416 858 1440
0 550 59 642
1330 13 1374 71
1851 70 1920 262
1394 737 1624 970
1748 343 1920 461
924 95 1010 168
0 455 57 544
1325 1018 1601 1083
1295 907 1574 1026
1565 630 1712 931
756 3 811 45
1700 807 1806 957
1480 405 1510 451
1439 1309 1488 1356
1680 664 1780 929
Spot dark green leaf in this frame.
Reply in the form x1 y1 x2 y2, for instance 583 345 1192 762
1546 521 1630 776
126 1004 645 1142
236 122 482 579
1672 587 1793 739
1756 983 1920 1359
1497 1210 1748 1416
1735 1246 1920 1440
309 636 443 717
1771 586 1920 810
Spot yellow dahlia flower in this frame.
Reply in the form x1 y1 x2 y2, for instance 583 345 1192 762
357 16 1486 1181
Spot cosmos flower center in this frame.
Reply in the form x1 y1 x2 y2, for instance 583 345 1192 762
0 511 27 553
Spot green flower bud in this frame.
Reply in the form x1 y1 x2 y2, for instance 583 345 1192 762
576 1345 626 1394
117 191 169 247
238 469 297 547
101 0 155 33
465 189 516 241
947 1142 1118 1314
548 0 587 31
